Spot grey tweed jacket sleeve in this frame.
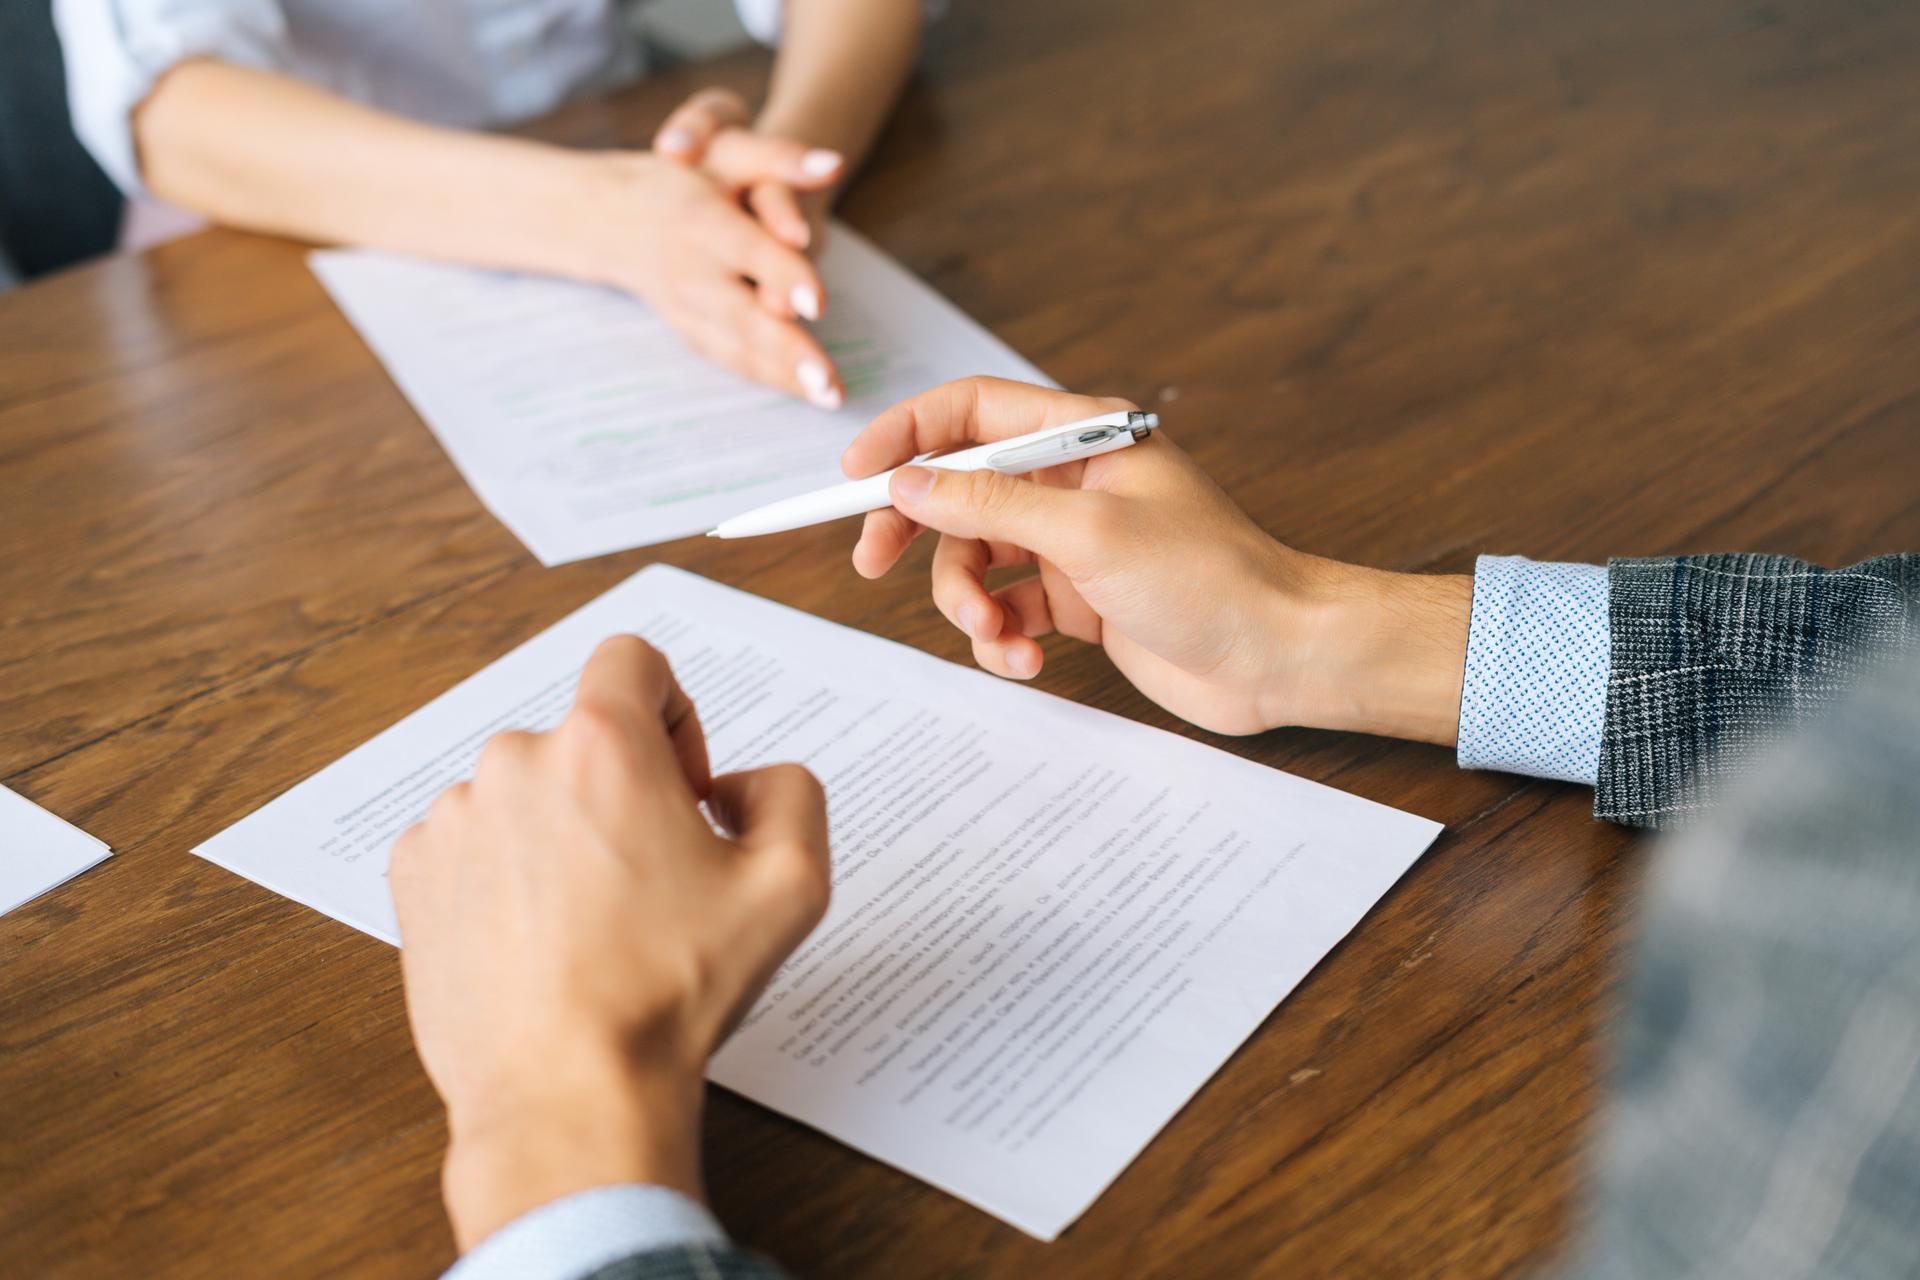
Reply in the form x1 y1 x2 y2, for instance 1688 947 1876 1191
1596 552 1919 828
1567 653 1920 1279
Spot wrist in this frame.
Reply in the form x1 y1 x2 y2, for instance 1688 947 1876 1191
365 133 616 285
1281 560 1471 745
754 0 924 173
512 149 650 289
440 1059 705 1251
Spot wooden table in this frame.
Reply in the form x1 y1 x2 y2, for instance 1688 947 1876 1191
5 1 1917 1275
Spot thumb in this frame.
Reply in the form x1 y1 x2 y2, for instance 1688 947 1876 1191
709 762 829 864
709 763 832 938
703 763 831 1045
889 466 1107 575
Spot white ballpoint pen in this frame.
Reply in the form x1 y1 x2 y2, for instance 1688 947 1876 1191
706 410 1159 539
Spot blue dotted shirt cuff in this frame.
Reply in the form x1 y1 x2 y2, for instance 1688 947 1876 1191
443 1184 726 1280
1457 555 1609 785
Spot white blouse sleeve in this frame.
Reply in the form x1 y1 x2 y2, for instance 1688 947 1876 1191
731 0 946 46
53 0 295 196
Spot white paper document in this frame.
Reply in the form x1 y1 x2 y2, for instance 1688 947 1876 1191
0 785 111 917
311 228 1052 565
195 567 1441 1238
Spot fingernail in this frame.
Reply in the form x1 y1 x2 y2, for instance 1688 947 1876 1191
1009 646 1040 678
799 149 843 178
797 359 841 409
790 283 820 321
658 127 695 154
892 465 935 503
958 602 985 638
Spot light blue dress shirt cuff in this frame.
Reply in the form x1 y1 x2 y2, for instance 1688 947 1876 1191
1456 555 1609 785
443 1184 727 1280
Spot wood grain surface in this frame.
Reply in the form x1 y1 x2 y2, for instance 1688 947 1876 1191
4 1 1917 1276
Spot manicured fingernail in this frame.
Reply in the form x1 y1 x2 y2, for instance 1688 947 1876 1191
790 283 820 321
800 149 843 178
891 465 934 502
797 359 840 409
658 127 695 154
1009 646 1040 678
958 602 985 638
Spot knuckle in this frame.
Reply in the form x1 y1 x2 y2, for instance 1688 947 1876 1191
560 701 630 762
929 570 963 611
773 761 827 807
782 329 821 367
389 827 423 882
678 308 740 362
759 320 806 363
736 353 777 388
771 841 832 921
597 632 662 669
969 470 1019 515
426 781 470 828
930 552 978 604
682 325 725 363
747 189 782 222
656 274 694 316
933 588 969 633
756 243 805 284
1077 492 1132 545
475 729 533 779
797 860 833 923
708 310 753 356
669 187 717 223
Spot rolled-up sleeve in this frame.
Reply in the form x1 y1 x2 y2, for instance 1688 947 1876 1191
731 0 946 46
53 0 294 196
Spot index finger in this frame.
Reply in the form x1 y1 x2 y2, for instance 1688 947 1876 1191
571 634 712 799
841 378 1135 479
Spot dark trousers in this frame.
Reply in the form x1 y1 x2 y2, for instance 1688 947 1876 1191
0 0 123 279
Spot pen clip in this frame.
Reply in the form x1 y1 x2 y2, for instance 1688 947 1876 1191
983 412 1157 470
983 427 1114 470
